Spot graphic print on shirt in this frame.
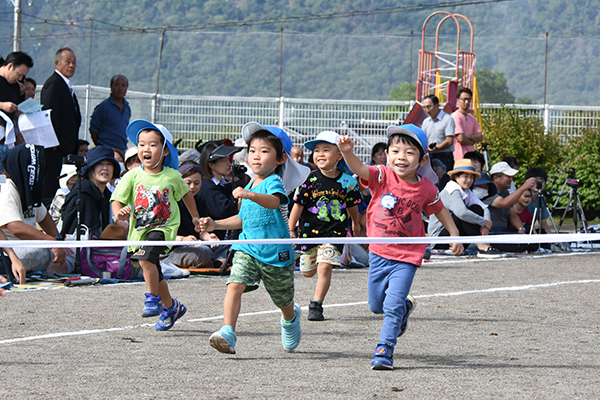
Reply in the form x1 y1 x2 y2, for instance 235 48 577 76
307 195 348 223
374 195 421 238
133 185 171 230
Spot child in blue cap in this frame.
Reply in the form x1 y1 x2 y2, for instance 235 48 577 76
338 124 463 370
288 130 362 321
111 120 201 331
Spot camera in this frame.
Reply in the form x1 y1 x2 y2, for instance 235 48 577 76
536 179 544 190
428 142 437 150
231 163 247 177
63 154 86 167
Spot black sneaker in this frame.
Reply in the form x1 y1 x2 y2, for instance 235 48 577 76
477 247 505 259
308 301 324 321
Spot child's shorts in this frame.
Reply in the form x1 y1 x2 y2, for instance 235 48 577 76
299 244 342 273
130 230 167 281
227 251 295 309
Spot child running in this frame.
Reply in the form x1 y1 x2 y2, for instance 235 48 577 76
111 120 201 331
338 124 464 370
201 121 310 354
288 131 362 321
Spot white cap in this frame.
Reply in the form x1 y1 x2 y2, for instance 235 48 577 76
489 161 519 176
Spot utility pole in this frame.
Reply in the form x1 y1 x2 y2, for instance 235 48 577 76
13 0 22 51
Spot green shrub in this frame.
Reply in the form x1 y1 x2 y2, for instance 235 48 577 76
481 106 562 186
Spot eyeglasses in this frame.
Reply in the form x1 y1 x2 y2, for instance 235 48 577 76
458 97 472 102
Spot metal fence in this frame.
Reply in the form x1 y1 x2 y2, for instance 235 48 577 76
69 85 600 163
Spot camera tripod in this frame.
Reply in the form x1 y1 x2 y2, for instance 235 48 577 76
479 142 492 174
529 189 558 235
552 168 590 235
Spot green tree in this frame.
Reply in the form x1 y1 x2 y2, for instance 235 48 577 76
477 68 516 104
389 82 412 101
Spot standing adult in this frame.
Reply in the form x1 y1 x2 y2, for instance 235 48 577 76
421 95 455 172
41 47 82 208
89 75 131 153
451 87 483 161
0 51 32 164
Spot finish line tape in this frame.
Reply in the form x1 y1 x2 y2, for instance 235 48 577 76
2 233 598 249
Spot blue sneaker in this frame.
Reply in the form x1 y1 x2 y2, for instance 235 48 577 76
371 344 394 370
398 295 416 337
209 325 237 354
142 293 162 317
281 304 301 352
155 298 186 331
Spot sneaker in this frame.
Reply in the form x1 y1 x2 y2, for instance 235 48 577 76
477 247 505 259
209 325 237 354
160 260 190 277
398 295 416 337
371 344 394 370
281 304 301 352
141 293 162 317
308 301 324 321
155 298 187 331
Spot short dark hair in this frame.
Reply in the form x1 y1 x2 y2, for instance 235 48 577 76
247 130 286 175
388 133 425 160
76 139 89 149
371 142 386 160
423 94 439 105
502 156 519 169
2 51 33 68
464 151 484 166
457 87 473 98
24 77 36 87
525 167 548 182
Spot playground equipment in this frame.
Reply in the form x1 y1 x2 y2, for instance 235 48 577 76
404 12 482 129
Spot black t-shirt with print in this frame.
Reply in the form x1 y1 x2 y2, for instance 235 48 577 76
293 169 362 252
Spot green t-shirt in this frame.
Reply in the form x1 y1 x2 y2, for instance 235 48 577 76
111 167 189 252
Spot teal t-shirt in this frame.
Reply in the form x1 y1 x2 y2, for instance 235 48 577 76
110 167 189 252
232 174 293 267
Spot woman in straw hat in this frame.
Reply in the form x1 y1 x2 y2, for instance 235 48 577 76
428 159 503 258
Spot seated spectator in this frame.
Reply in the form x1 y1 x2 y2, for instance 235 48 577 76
60 145 119 239
113 147 125 174
0 144 71 273
485 161 537 253
509 189 534 232
525 167 555 234
49 164 77 229
428 159 500 257
199 142 242 240
502 156 520 194
463 150 485 174
123 146 141 174
431 158 448 191
370 142 387 165
77 139 89 158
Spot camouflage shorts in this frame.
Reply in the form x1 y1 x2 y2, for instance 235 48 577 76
227 251 295 309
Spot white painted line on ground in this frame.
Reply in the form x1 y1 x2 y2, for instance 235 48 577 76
2 278 599 345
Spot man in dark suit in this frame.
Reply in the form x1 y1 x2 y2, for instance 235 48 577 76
41 48 81 208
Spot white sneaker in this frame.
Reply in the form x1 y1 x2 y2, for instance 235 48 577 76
160 260 190 277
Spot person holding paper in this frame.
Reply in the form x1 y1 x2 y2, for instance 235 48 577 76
41 48 82 208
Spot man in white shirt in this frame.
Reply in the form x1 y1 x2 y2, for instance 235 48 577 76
421 94 456 172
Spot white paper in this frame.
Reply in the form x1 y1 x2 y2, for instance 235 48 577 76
18 110 60 148
0 111 16 148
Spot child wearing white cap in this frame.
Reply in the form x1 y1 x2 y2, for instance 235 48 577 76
288 130 362 321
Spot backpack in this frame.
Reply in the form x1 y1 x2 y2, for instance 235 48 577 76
80 246 139 280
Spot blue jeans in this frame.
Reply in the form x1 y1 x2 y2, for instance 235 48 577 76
368 252 417 347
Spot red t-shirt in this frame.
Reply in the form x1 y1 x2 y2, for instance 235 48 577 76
361 165 444 267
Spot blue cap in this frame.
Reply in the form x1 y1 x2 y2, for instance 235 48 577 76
386 124 438 184
126 119 179 171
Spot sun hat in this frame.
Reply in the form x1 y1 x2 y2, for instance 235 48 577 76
207 144 243 162
447 159 481 178
489 161 519 176
241 122 311 193
124 146 138 163
385 124 439 184
126 119 178 170
59 164 78 189
303 130 352 175
81 145 120 180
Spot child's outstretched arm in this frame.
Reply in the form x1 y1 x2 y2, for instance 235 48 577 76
434 208 465 255
232 186 283 210
337 136 370 181
181 191 201 232
200 215 242 233
287 203 304 239
111 200 131 221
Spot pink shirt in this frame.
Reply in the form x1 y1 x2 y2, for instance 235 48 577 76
452 110 482 160
360 165 444 267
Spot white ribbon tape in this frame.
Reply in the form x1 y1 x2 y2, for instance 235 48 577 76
1 233 597 249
